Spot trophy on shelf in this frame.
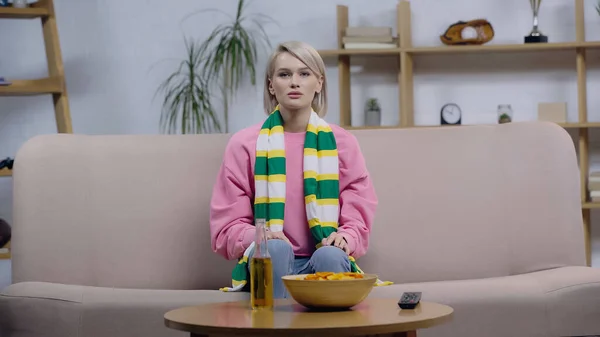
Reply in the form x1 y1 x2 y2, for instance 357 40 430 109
525 0 548 43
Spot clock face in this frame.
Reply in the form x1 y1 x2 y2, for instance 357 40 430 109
441 103 461 124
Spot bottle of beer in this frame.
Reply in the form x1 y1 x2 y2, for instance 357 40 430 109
250 218 273 309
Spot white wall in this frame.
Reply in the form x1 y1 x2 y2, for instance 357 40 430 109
1 0 600 288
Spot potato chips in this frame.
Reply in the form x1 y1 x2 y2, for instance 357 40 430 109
301 272 364 281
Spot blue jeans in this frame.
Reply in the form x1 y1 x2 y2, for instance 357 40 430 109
247 239 351 299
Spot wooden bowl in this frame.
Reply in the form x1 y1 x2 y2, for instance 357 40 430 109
281 273 378 309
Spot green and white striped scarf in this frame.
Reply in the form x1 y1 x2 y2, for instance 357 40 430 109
219 107 391 292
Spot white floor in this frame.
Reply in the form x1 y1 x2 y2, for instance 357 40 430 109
0 259 11 290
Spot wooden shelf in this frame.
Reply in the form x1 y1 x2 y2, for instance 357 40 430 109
319 42 600 57
0 77 64 96
0 168 11 177
344 122 600 130
319 48 401 57
0 6 49 19
583 202 600 209
345 125 401 130
0 0 72 261
557 122 600 128
326 1 596 266
0 0 72 133
406 41 600 55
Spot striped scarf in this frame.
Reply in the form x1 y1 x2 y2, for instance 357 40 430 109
219 107 390 292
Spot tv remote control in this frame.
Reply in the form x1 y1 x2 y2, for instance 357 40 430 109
398 292 421 309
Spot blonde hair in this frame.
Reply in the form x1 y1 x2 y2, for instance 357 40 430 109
263 41 328 116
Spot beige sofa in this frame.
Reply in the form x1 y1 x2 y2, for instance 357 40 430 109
1 121 599 337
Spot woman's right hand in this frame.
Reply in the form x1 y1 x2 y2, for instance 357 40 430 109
266 230 292 245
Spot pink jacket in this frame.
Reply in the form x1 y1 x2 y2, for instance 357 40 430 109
209 122 378 260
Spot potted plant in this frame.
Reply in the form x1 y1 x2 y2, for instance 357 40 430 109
364 98 381 126
156 38 221 134
156 0 276 134
497 104 513 124
498 113 512 123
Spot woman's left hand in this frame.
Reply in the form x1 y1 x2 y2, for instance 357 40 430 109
322 233 349 254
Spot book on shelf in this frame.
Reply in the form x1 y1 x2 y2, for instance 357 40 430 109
588 171 600 201
343 26 397 49
342 35 394 43
344 41 398 49
345 26 392 37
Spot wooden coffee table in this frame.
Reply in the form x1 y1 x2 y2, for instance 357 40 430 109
164 298 453 337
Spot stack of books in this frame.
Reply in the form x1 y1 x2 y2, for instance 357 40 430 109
343 26 398 49
589 171 600 202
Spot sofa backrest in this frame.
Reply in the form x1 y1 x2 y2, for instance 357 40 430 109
10 122 585 290
356 122 585 283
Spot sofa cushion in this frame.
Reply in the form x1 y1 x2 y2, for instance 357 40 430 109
368 266 600 337
0 282 248 337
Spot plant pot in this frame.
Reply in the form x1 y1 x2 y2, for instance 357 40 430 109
365 109 381 126
365 99 381 126
497 104 513 124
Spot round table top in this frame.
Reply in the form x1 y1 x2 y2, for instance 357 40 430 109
164 298 453 336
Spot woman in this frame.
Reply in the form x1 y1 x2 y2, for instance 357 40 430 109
210 41 379 298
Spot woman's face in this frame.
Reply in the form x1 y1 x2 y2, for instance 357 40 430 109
269 52 323 112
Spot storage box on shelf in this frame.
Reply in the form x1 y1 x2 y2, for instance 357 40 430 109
318 0 596 265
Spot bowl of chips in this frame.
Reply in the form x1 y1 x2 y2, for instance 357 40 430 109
281 272 378 309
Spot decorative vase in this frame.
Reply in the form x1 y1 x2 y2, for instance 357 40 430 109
497 104 513 124
364 98 381 126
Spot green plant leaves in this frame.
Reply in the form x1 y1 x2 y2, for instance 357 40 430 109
156 0 277 134
366 98 380 110
156 37 222 134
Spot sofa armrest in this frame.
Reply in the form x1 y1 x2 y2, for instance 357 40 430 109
369 266 600 337
0 282 248 337
528 266 600 336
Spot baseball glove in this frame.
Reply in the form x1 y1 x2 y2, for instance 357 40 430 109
440 19 494 46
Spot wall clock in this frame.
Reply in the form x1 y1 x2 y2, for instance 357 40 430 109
441 103 462 125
